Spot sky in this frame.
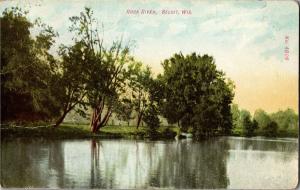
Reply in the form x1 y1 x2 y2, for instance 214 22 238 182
1 0 299 114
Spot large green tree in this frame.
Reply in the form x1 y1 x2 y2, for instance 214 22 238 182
159 53 234 139
1 7 60 123
127 62 153 129
66 7 133 133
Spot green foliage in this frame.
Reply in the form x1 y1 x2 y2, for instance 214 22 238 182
159 53 234 138
127 62 154 128
240 110 258 137
240 110 251 134
142 102 160 136
253 109 272 131
114 100 134 125
1 7 297 139
252 119 258 133
51 41 90 127
254 108 298 137
262 121 278 137
232 104 298 137
270 108 298 130
231 104 240 129
1 7 60 122
66 7 135 132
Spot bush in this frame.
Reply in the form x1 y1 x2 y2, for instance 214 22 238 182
263 121 278 137
143 103 160 137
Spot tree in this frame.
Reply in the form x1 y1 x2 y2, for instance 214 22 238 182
231 104 243 134
159 53 234 139
253 109 272 133
240 110 258 137
52 41 89 127
270 108 298 130
143 102 160 137
114 99 134 126
66 7 133 133
263 121 278 137
88 40 132 133
252 119 259 134
141 76 163 137
1 7 60 123
127 62 153 129
240 110 250 136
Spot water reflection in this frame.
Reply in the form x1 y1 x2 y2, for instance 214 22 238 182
1 137 298 189
146 139 230 188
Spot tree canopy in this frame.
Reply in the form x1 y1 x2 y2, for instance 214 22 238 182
1 7 60 122
159 53 234 138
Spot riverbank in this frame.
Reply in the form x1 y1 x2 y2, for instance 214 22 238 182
1 123 178 140
1 123 297 140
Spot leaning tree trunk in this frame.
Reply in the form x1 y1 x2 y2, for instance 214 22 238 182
136 111 143 130
53 93 85 128
53 110 69 128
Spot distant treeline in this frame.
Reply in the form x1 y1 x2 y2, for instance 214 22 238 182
1 7 297 139
231 104 298 137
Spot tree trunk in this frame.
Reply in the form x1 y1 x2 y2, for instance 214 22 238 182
102 111 112 127
90 108 100 133
53 111 68 128
96 109 111 131
90 108 112 133
53 99 80 128
91 120 99 133
136 112 143 130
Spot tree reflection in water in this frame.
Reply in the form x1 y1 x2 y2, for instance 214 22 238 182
147 138 230 188
88 138 230 189
1 137 297 188
90 139 101 188
1 138 68 187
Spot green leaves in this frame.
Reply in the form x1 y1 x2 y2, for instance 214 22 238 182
1 7 61 122
143 102 160 136
160 52 234 138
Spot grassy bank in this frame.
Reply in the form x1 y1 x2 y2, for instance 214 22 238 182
1 123 297 140
1 123 178 140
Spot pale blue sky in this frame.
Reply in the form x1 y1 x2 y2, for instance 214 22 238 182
1 0 299 113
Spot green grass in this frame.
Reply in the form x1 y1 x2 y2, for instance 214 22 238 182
1 123 178 140
2 124 89 139
100 125 179 135
2 122 296 140
101 125 146 134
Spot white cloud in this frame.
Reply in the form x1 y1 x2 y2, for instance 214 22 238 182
165 22 186 36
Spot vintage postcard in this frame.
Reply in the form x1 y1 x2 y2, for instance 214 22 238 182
0 0 299 189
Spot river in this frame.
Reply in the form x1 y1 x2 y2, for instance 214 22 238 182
1 137 298 189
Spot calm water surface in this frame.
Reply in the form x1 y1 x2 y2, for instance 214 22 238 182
1 137 298 189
